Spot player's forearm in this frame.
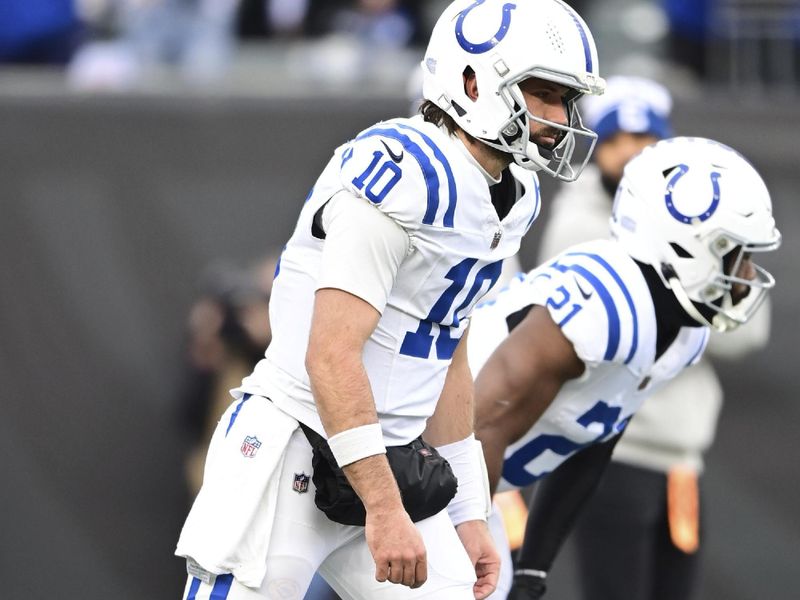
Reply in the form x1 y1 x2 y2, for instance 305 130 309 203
423 332 474 446
307 345 405 512
308 344 379 434
474 376 540 495
342 453 405 514
516 435 620 572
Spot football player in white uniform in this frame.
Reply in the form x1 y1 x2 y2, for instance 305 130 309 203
469 137 781 599
175 1 605 599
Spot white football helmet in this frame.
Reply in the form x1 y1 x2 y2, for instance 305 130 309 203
422 0 606 180
611 137 781 332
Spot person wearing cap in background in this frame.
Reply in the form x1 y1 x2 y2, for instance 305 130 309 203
532 75 772 600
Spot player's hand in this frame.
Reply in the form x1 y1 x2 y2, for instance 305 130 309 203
456 519 501 599
365 507 427 589
507 571 547 599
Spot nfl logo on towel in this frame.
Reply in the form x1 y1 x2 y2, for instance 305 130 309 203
240 435 262 458
293 472 310 494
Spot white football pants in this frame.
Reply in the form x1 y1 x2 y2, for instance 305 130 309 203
181 406 476 600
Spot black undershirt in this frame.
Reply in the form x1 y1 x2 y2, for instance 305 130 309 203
489 167 520 221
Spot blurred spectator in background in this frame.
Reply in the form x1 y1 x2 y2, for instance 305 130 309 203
236 0 423 45
237 0 312 39
278 0 423 88
178 256 275 496
69 0 241 90
0 0 84 64
539 75 673 232
537 74 772 600
324 0 417 49
663 0 800 87
662 0 711 78
67 0 425 90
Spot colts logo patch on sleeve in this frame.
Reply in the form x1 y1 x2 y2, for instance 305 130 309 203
293 472 310 494
240 435 262 458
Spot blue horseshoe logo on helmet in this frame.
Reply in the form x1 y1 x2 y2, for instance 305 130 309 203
456 0 518 54
664 164 722 224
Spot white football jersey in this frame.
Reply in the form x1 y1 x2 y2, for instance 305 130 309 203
467 240 709 491
238 115 541 445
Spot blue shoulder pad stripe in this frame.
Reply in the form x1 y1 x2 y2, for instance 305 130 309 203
550 259 620 360
394 123 458 227
569 252 640 364
356 125 456 227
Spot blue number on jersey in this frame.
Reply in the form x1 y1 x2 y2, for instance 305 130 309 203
501 400 630 487
351 150 402 204
400 258 503 360
545 284 583 327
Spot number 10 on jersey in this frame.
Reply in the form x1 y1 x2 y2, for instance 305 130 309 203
400 258 503 360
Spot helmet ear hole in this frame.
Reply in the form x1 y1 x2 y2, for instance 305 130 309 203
501 101 524 143
669 243 693 258
462 66 478 101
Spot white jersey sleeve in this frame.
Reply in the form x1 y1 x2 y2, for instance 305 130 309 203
317 190 411 313
526 247 647 368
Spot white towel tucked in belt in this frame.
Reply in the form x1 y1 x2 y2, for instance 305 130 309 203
175 394 298 588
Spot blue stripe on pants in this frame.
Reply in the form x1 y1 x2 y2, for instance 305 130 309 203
186 577 201 600
210 574 234 599
225 393 251 436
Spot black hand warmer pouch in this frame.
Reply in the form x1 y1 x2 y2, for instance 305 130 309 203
299 423 458 526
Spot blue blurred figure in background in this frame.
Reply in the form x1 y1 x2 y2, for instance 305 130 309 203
0 0 84 64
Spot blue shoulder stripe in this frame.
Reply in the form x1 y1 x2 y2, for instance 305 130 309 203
357 124 457 227
395 123 458 227
551 259 620 361
569 252 640 364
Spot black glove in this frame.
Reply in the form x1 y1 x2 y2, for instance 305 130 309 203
507 571 548 600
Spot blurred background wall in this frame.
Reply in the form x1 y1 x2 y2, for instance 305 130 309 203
1 1 799 599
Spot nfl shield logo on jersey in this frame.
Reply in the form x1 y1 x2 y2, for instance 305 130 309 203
293 472 310 494
240 435 262 458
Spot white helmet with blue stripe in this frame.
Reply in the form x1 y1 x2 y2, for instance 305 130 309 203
422 0 605 180
611 137 782 331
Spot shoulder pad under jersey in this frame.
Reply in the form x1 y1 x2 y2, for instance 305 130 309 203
338 119 459 231
527 244 646 366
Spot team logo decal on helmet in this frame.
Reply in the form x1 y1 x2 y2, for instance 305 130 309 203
665 164 721 224
456 1 517 54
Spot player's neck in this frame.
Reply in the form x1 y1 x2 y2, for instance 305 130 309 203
456 129 511 179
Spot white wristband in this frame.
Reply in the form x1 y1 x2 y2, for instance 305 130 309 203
438 434 492 526
327 423 386 467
